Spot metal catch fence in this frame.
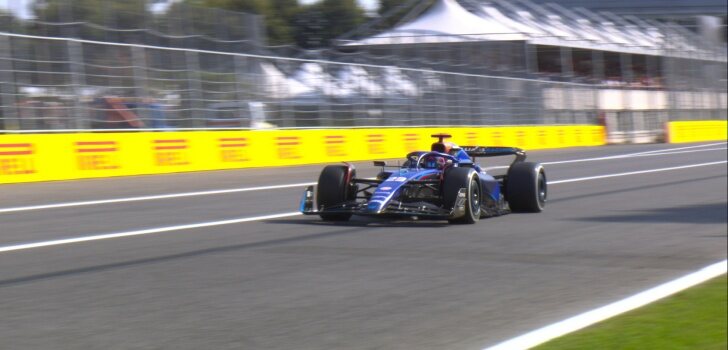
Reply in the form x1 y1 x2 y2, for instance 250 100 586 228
0 14 725 135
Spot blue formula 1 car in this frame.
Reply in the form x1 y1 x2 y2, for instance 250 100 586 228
300 134 546 224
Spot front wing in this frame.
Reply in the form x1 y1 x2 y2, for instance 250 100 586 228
299 185 468 220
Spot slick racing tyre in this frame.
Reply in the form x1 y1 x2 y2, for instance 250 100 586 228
443 167 481 224
506 162 546 212
317 165 356 221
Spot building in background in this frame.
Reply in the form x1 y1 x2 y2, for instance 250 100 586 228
543 0 726 18
543 0 726 43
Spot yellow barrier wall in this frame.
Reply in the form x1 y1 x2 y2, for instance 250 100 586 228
0 126 604 184
666 120 727 143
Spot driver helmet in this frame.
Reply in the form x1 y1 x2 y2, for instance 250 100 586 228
424 155 446 169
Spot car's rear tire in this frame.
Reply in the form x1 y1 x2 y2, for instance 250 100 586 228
317 165 355 221
443 167 481 224
506 162 546 212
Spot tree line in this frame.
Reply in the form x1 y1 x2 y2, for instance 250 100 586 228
1 0 415 48
183 0 414 47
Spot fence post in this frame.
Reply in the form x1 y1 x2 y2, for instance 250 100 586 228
591 49 604 127
233 55 249 128
0 35 19 130
477 76 487 125
185 51 204 128
436 74 449 126
559 46 574 123
619 52 634 138
131 46 149 127
320 62 333 127
412 71 423 126
67 40 89 129
466 75 477 126
524 41 538 77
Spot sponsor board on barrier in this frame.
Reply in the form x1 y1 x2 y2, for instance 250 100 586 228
366 134 386 155
0 126 606 184
153 139 190 167
402 133 420 152
219 137 249 163
75 141 120 171
0 143 36 176
324 135 347 157
276 136 302 160
667 120 727 143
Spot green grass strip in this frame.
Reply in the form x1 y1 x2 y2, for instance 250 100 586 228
534 275 727 350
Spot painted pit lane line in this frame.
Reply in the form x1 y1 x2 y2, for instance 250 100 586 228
0 143 724 215
0 160 725 254
483 259 728 350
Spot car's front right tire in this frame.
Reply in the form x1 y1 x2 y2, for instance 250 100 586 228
443 167 481 224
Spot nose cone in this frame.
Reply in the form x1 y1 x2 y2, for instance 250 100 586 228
366 187 394 213
365 201 384 213
366 173 407 214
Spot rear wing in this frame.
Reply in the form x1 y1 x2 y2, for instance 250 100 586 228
461 146 526 163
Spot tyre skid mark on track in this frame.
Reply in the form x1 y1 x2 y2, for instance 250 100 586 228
0 223 372 287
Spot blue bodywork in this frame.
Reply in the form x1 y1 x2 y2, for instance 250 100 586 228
366 167 440 213
366 151 501 214
300 149 506 219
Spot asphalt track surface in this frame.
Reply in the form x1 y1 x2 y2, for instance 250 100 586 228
1 142 726 350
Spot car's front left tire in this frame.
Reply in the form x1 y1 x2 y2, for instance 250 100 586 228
317 165 355 221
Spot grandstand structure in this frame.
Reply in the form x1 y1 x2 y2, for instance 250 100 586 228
338 0 726 141
541 0 727 47
0 0 725 143
543 0 726 22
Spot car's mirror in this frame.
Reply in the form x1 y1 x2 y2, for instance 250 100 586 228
373 161 387 167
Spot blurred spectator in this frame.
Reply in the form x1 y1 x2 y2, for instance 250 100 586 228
93 96 145 129
126 97 168 129
146 99 168 129
44 101 68 129
16 98 63 130
17 98 42 130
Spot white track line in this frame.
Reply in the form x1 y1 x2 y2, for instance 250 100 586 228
625 147 726 158
0 160 726 254
0 212 301 253
544 145 727 164
604 142 725 157
2 143 724 214
483 259 728 350
0 182 315 214
485 143 726 170
548 161 727 185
